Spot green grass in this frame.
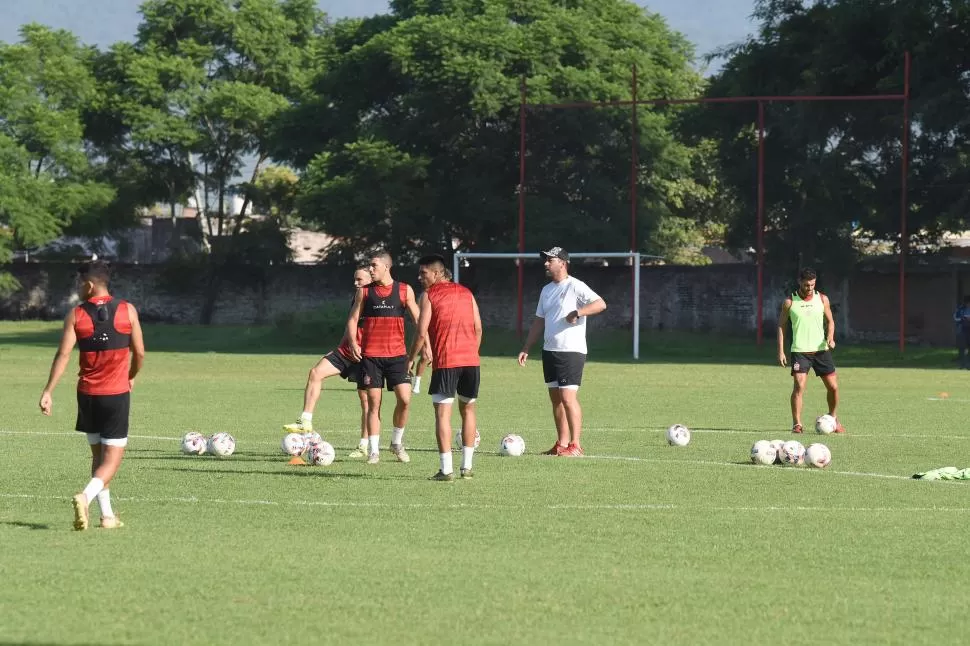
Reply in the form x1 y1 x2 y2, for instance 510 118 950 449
2 321 970 645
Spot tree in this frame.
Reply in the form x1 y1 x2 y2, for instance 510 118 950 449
697 0 970 276
283 0 708 262
0 25 114 293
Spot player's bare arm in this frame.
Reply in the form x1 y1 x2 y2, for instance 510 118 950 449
404 284 432 364
39 310 78 416
472 296 483 351
345 287 366 361
408 292 432 373
777 298 792 367
822 294 836 349
127 303 146 389
518 316 545 366
566 297 607 324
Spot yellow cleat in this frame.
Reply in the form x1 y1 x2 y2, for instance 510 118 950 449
100 516 124 529
282 420 312 433
72 493 89 531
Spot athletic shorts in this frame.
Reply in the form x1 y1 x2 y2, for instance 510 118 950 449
75 392 130 440
324 350 361 382
791 351 836 377
542 350 586 388
429 366 481 403
358 355 411 391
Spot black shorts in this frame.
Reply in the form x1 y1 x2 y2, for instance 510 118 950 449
429 366 481 402
542 350 586 388
791 351 836 377
75 392 130 440
324 350 360 382
358 355 411 391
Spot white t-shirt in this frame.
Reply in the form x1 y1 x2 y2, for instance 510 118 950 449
536 276 602 353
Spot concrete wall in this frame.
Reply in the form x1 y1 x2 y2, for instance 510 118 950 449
1 262 964 344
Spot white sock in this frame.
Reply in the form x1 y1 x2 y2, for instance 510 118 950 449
462 446 475 471
413 376 422 393
300 412 312 422
391 427 405 446
82 477 105 503
97 489 114 517
440 452 453 475
358 437 368 449
368 435 380 454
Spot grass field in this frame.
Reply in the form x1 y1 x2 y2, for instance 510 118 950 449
2 321 970 645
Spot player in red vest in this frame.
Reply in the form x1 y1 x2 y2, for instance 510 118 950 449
284 266 373 458
346 251 422 464
408 255 483 481
39 260 145 530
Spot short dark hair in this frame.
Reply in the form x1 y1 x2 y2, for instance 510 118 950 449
798 267 817 281
418 254 447 273
77 260 111 286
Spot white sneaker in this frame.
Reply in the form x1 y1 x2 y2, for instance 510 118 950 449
367 452 380 465
390 443 410 463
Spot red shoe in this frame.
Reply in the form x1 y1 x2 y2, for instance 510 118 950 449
833 420 846 434
542 443 567 456
561 443 585 457
792 424 804 434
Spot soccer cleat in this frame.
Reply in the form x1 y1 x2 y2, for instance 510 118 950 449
460 468 474 479
792 424 804 434
72 493 89 531
367 452 380 465
833 420 846 434
542 443 567 456
390 444 410 463
283 419 312 433
560 444 585 457
100 516 124 530
430 471 455 482
348 446 368 459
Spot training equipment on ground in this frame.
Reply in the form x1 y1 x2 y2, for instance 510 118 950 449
208 432 236 457
282 432 307 456
499 434 526 457
666 424 691 447
769 439 786 464
779 440 806 466
306 440 336 466
303 431 322 445
750 440 777 465
805 443 832 468
453 428 481 450
181 432 207 455
815 414 837 435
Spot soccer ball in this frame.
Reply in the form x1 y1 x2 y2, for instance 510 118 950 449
750 440 777 466
498 434 526 457
306 440 336 466
303 431 323 445
815 415 837 435
453 428 481 450
208 432 236 457
805 443 832 468
769 439 786 464
665 424 690 447
180 432 207 455
779 440 806 466
281 432 307 456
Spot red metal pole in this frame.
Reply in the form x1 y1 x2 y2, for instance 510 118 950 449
631 64 639 329
899 51 911 353
757 101 766 346
518 77 527 339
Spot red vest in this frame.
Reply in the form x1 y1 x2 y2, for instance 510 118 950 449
427 282 480 368
74 296 132 395
360 282 408 357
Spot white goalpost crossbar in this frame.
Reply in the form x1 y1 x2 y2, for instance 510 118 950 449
453 252 641 360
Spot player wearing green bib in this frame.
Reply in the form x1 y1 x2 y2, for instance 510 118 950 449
777 267 845 434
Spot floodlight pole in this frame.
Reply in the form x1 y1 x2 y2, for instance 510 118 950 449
756 101 766 346
899 51 911 353
518 77 528 339
631 64 640 339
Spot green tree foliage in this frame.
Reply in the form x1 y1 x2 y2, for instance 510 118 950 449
0 25 114 292
697 0 970 275
284 0 708 262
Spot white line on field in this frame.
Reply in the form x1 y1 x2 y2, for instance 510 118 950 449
1 492 966 513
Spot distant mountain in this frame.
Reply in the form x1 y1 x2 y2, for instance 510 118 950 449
0 0 758 67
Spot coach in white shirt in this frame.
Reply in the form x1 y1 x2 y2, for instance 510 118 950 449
518 246 607 457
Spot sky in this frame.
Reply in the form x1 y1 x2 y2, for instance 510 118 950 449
0 0 758 67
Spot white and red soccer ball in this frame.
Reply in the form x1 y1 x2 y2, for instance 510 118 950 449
499 434 526 457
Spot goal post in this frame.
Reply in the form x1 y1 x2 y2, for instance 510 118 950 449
453 251 641 360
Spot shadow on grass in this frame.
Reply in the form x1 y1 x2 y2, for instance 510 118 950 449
0 322 960 369
0 521 52 530
148 465 418 481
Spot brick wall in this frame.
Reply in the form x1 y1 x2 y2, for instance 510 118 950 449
1 261 964 344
